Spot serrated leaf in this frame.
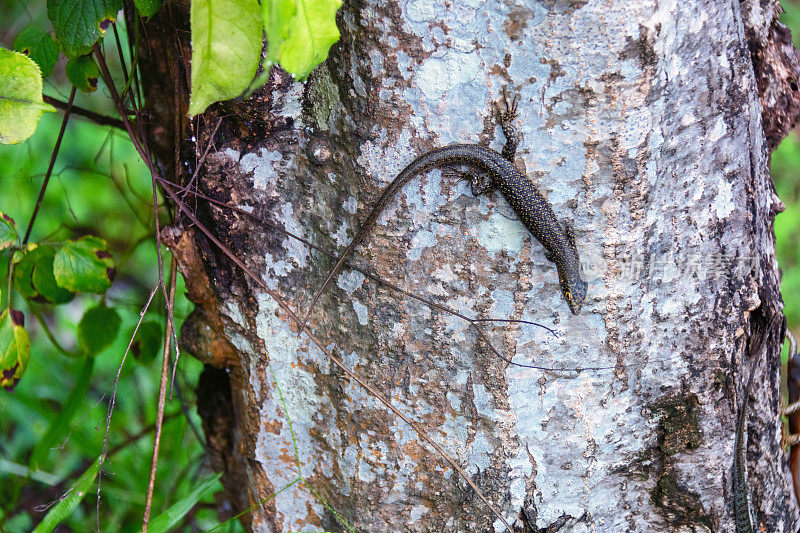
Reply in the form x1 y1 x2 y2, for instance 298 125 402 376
129 321 161 365
0 309 30 391
13 26 60 78
188 0 262 116
134 0 162 17
53 236 116 293
77 304 120 356
0 212 17 251
31 246 74 304
0 48 56 145
65 54 100 92
32 457 100 533
148 474 222 533
47 0 123 58
276 0 341 81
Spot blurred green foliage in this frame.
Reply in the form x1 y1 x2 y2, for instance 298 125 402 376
0 98 234 532
3 0 800 530
776 2 800 369
773 131 800 329
0 2 239 530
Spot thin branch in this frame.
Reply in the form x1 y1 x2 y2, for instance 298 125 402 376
158 180 514 531
93 39 180 401
106 411 179 458
158 179 625 372
142 257 177 532
23 87 77 245
181 118 222 200
111 21 137 107
42 95 125 131
97 282 160 530
157 178 552 333
96 33 509 525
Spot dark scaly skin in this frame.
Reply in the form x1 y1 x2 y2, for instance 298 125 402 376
304 92 587 320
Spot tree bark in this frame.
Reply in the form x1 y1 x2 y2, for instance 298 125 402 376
141 0 800 531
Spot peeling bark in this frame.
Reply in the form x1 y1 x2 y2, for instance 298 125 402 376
140 0 800 531
741 0 800 151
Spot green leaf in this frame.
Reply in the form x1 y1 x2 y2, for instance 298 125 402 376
0 48 56 145
0 212 17 251
13 26 60 78
262 0 296 65
31 357 93 468
129 321 162 365
32 246 75 304
12 247 39 300
65 54 100 92
12 243 38 261
47 0 123 58
32 457 101 533
134 0 162 17
274 0 341 81
148 473 222 533
53 236 116 293
188 0 262 116
77 304 120 356
0 309 30 391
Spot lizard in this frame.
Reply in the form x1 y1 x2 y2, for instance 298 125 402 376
733 371 757 533
302 89 587 326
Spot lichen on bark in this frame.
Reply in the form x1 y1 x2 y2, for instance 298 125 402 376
136 0 800 531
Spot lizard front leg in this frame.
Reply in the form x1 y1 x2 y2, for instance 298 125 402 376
493 86 521 162
442 88 522 195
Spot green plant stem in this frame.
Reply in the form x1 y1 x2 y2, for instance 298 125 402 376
23 87 76 245
28 305 83 358
42 95 124 130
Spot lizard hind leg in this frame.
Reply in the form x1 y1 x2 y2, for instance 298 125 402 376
444 166 494 196
562 219 578 250
492 86 522 162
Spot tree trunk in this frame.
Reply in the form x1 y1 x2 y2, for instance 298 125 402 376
141 0 800 531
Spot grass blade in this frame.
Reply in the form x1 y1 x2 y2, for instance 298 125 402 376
32 456 101 533
147 473 222 533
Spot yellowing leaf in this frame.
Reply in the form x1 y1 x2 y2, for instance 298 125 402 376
13 26 59 78
262 0 296 65
53 236 116 293
31 246 75 304
65 54 100 92
0 309 30 391
0 213 17 251
276 0 341 81
188 0 262 116
0 48 55 144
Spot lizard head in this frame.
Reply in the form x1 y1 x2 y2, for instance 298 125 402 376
560 271 587 315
